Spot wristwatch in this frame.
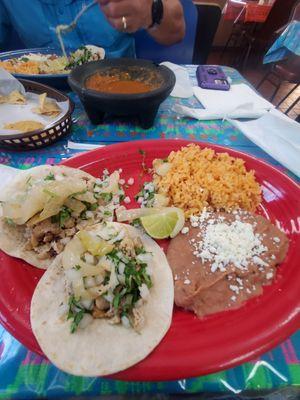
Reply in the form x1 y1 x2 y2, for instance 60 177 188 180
149 0 164 28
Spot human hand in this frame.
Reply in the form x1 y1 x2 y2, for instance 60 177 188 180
97 0 153 33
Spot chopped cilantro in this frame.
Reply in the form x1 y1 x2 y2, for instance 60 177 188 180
135 247 147 255
113 293 121 309
51 206 72 227
99 192 113 203
104 210 112 216
20 57 29 62
67 296 86 334
138 149 146 155
44 172 55 181
82 201 98 211
105 247 153 318
162 158 169 163
74 265 81 270
131 218 141 228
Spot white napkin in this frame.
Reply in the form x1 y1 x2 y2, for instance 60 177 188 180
174 103 268 120
174 83 274 120
160 62 193 98
0 67 26 96
230 109 300 178
67 141 105 150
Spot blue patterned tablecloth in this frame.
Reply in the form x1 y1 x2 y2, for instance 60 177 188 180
264 20 300 64
0 66 299 399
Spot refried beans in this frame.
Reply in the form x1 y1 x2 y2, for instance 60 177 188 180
167 209 289 317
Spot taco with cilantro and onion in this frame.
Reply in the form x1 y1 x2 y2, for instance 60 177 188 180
30 222 174 376
0 165 124 269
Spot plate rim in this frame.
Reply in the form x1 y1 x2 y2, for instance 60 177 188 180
0 47 69 78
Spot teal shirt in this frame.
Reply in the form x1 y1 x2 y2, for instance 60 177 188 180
0 0 135 57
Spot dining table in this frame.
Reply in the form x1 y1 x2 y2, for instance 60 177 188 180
0 65 299 399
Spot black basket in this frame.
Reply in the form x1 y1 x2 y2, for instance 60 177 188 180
0 79 74 150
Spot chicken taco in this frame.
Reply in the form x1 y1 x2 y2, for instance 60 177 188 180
31 222 174 376
0 165 124 269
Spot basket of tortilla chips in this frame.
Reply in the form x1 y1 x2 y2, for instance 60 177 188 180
0 79 74 150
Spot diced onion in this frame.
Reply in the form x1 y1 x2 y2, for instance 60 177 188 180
139 283 150 300
80 299 93 310
121 315 131 329
102 171 120 194
118 262 126 275
78 313 93 329
117 274 125 285
95 275 104 285
136 253 152 263
153 193 169 207
116 207 166 222
84 276 96 289
84 253 95 265
154 160 171 176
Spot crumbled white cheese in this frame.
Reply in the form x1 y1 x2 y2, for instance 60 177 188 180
85 211 94 219
181 227 190 235
127 177 134 185
184 279 191 285
236 277 243 286
119 179 125 185
191 212 269 273
231 295 237 302
229 285 239 294
266 272 273 280
124 196 131 204
273 237 280 243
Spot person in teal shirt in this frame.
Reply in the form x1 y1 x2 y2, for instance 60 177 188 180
0 0 185 57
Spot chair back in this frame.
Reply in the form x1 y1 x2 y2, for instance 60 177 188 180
193 3 223 64
289 0 300 21
257 0 299 41
134 0 198 64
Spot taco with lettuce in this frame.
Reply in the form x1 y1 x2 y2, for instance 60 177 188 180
31 222 174 376
0 165 124 269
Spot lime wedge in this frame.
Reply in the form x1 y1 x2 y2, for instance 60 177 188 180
140 208 184 239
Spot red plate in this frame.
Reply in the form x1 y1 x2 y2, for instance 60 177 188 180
0 139 299 381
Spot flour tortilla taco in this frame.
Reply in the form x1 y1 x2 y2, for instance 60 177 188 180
0 165 124 269
31 222 174 376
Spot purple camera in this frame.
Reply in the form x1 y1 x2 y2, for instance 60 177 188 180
196 65 230 91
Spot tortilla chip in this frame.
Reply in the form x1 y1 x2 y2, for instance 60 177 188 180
4 120 44 133
7 90 27 104
32 93 61 117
